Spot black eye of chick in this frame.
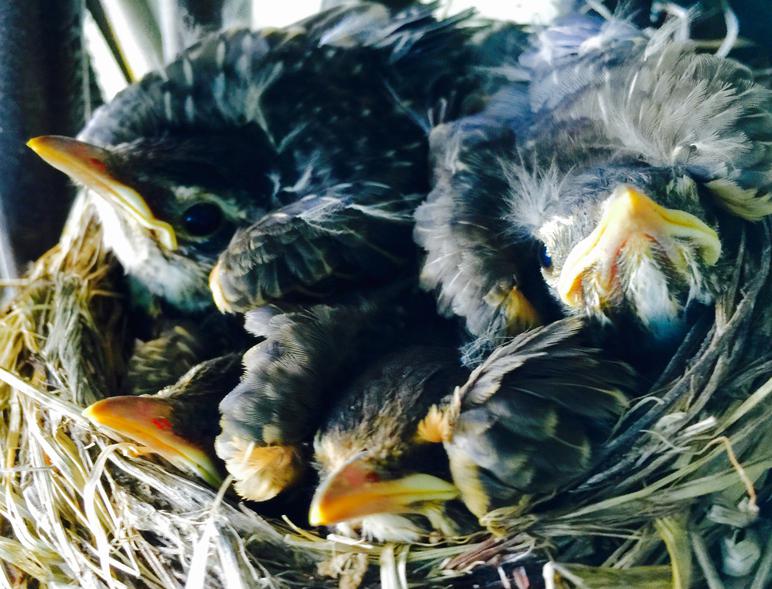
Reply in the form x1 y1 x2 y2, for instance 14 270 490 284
538 243 553 270
181 202 224 237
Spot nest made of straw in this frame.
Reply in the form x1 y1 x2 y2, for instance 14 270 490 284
0 190 770 589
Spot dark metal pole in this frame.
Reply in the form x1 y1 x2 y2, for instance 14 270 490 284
0 0 100 287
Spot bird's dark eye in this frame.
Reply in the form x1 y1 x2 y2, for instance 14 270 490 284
181 202 224 237
538 243 553 269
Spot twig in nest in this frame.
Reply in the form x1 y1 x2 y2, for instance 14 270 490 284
702 436 758 514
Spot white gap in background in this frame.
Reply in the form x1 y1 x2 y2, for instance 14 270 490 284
84 10 128 101
444 0 573 24
251 0 323 29
100 1 165 77
85 1 570 102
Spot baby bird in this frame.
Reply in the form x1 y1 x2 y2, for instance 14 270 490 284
309 318 633 542
28 3 477 313
416 12 772 351
83 353 243 487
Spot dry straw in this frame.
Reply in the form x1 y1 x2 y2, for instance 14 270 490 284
0 193 769 588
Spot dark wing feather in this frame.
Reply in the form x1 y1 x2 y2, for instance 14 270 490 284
444 318 633 515
217 295 405 447
415 109 539 357
213 185 421 312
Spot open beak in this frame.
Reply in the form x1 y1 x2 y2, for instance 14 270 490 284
308 456 458 527
83 396 222 487
557 185 721 308
27 135 177 251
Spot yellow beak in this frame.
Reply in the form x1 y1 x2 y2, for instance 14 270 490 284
557 185 721 308
308 457 458 527
27 135 178 251
83 396 222 487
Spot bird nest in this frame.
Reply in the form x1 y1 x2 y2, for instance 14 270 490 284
1 193 770 589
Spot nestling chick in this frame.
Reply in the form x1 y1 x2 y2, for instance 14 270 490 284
28 2 478 313
214 286 453 502
310 318 633 542
310 346 470 543
416 12 772 349
83 353 243 487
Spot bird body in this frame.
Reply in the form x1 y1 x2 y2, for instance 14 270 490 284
29 2 479 313
416 12 772 353
309 318 633 542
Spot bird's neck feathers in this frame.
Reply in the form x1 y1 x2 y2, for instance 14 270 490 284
338 506 463 544
620 247 685 340
93 197 211 312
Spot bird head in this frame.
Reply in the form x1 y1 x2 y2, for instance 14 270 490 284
309 348 467 543
83 394 223 487
527 169 721 341
309 452 460 543
82 353 244 488
27 129 277 311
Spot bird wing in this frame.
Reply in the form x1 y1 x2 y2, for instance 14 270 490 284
415 113 541 361
218 292 407 449
442 318 632 515
214 302 381 501
211 185 421 313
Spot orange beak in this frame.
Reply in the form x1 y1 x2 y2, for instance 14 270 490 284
83 396 222 487
308 456 458 527
27 135 177 250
